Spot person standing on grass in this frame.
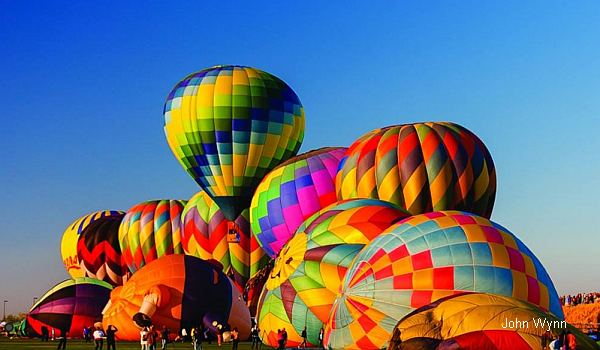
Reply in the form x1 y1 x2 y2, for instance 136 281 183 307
141 326 149 350
93 327 105 350
161 326 171 350
106 325 118 350
250 325 260 349
231 327 239 350
147 326 158 350
298 326 307 348
318 328 324 348
56 327 67 350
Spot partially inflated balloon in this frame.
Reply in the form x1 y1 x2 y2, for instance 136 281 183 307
387 293 598 350
119 200 187 273
181 191 269 292
61 211 124 278
101 255 250 341
163 65 305 221
325 211 562 350
257 199 410 347
26 278 112 339
77 214 128 286
337 122 496 218
250 147 347 257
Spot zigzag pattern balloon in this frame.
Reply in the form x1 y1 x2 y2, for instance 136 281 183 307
336 122 496 217
119 200 187 273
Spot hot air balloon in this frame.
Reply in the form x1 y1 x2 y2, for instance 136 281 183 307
119 200 187 273
250 147 347 257
26 278 112 339
386 293 599 350
61 210 124 278
181 190 269 292
76 214 128 286
257 199 410 347
324 211 562 350
101 255 251 341
336 122 496 218
163 65 306 236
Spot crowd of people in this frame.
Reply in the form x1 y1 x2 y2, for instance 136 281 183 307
560 292 600 306
542 330 578 350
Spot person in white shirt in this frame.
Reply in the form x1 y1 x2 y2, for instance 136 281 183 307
93 327 105 350
140 327 149 350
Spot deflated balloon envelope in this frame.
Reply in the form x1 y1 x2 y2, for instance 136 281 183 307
26 277 113 338
386 293 599 350
336 122 496 218
101 254 251 341
163 65 305 221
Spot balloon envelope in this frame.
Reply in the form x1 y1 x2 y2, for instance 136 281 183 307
325 211 562 350
257 199 410 347
386 293 599 350
181 190 269 292
336 122 496 218
163 65 305 220
61 211 124 278
26 278 112 339
250 147 347 257
119 200 186 273
102 254 250 341
77 214 128 286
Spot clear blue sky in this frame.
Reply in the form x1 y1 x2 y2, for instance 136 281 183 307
1 1 599 314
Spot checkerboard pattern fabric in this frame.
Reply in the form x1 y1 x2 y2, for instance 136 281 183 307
324 211 562 350
336 122 496 218
181 190 269 292
119 200 187 273
256 199 410 347
250 147 347 258
164 65 305 219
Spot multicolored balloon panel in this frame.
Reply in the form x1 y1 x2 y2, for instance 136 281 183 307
163 65 305 220
250 147 347 257
101 254 251 341
336 122 496 218
257 199 410 347
26 278 112 339
76 214 128 286
387 293 598 350
119 200 186 273
325 211 562 350
61 210 124 278
181 190 269 291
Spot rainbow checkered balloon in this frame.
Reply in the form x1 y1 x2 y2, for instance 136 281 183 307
324 211 562 350
336 122 496 218
256 199 410 348
119 200 187 273
163 65 305 221
250 147 347 257
181 190 269 291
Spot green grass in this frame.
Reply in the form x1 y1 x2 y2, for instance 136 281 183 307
0 337 270 350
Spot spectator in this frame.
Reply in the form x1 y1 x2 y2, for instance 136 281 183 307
106 325 118 350
94 327 105 350
161 326 171 350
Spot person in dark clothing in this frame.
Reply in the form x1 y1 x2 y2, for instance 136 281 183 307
558 330 566 350
160 326 171 349
56 328 67 350
318 328 324 348
231 327 239 350
299 327 308 348
106 325 118 350
41 326 48 341
250 326 260 349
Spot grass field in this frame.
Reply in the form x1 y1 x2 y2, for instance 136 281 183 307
0 337 273 350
